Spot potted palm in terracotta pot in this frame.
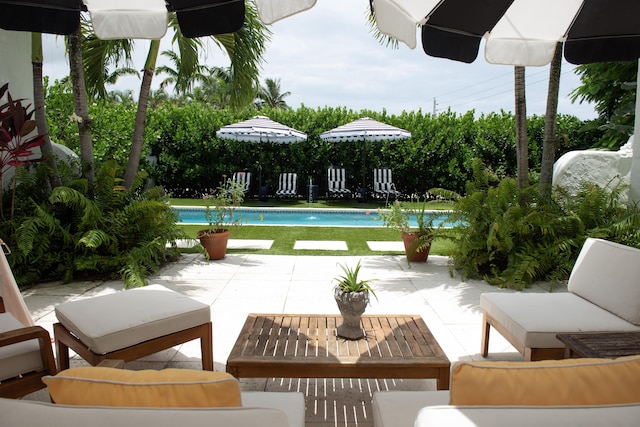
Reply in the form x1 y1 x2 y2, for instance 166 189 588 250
333 260 376 340
197 179 245 260
379 200 438 263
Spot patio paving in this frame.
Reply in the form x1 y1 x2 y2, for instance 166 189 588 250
18 253 565 426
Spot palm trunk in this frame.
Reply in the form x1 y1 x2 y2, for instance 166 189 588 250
539 43 563 198
32 33 62 190
124 40 160 189
68 27 95 198
514 66 529 190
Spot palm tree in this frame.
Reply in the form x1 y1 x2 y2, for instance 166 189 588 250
156 50 212 96
31 32 61 189
68 26 95 197
539 43 563 198
514 66 528 190
255 78 291 110
81 1 270 189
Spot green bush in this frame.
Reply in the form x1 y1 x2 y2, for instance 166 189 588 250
448 159 640 290
5 161 187 289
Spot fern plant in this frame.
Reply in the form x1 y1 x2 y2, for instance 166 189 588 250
448 159 640 290
12 161 187 288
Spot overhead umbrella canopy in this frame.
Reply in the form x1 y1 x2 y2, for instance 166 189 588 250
252 0 640 67
216 115 307 143
319 117 411 142
0 0 245 39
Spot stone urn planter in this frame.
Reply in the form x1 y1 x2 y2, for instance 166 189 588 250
333 260 376 340
334 287 369 339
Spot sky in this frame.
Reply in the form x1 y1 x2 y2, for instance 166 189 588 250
41 0 598 120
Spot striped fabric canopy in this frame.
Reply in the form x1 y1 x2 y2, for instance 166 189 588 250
0 0 245 39
319 117 411 143
253 0 640 67
216 116 307 144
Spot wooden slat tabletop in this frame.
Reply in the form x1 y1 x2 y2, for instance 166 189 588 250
556 331 640 359
226 313 451 390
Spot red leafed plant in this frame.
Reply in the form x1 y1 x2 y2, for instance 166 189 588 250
0 83 46 220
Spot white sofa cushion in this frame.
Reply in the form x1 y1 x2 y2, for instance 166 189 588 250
372 391 448 427
480 292 640 349
55 284 211 354
0 313 43 381
568 238 640 325
0 396 299 427
414 404 640 427
242 391 306 427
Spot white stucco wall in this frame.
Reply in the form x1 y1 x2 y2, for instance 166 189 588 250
552 138 633 201
0 29 33 102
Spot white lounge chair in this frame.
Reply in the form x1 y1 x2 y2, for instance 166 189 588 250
228 171 251 196
276 173 298 197
327 167 352 198
373 168 400 199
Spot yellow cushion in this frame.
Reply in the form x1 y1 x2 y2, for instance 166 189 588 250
450 355 640 406
43 367 242 408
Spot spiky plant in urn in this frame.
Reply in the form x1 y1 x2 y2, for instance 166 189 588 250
333 260 376 340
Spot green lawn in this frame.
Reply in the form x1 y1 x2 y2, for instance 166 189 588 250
174 198 456 257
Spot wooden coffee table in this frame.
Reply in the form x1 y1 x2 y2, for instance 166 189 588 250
226 314 451 390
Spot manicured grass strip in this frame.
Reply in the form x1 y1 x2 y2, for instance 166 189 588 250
170 198 454 211
178 225 455 257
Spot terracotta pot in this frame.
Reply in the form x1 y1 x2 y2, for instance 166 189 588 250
401 232 431 263
334 287 369 340
197 229 230 260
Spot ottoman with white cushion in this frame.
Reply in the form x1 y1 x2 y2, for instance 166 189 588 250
54 285 213 370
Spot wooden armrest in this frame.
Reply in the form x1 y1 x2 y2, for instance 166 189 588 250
0 325 51 347
0 296 5 313
0 325 57 376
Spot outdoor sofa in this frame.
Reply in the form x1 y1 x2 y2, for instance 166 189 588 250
481 238 640 361
372 355 640 427
2 366 305 427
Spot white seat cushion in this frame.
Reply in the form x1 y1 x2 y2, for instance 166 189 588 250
481 292 640 349
372 391 449 427
414 404 640 427
0 396 298 427
568 238 640 325
0 313 43 381
55 285 210 354
242 391 305 427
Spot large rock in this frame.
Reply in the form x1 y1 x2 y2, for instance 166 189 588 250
552 137 633 201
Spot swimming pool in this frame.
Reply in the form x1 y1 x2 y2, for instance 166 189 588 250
173 206 454 228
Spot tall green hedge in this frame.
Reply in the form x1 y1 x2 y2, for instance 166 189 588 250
44 80 599 197
145 105 596 197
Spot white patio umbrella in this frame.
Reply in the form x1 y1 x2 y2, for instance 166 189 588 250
216 115 307 189
320 117 411 190
253 0 640 201
0 0 245 39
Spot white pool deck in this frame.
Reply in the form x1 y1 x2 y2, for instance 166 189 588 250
19 253 563 426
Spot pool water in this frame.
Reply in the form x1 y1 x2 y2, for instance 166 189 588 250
173 207 453 228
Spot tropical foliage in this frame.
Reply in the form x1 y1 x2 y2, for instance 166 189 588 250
570 61 638 148
3 161 187 288
448 159 640 290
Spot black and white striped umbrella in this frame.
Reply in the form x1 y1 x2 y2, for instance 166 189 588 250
254 0 640 67
320 117 411 189
216 116 307 188
0 0 245 39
